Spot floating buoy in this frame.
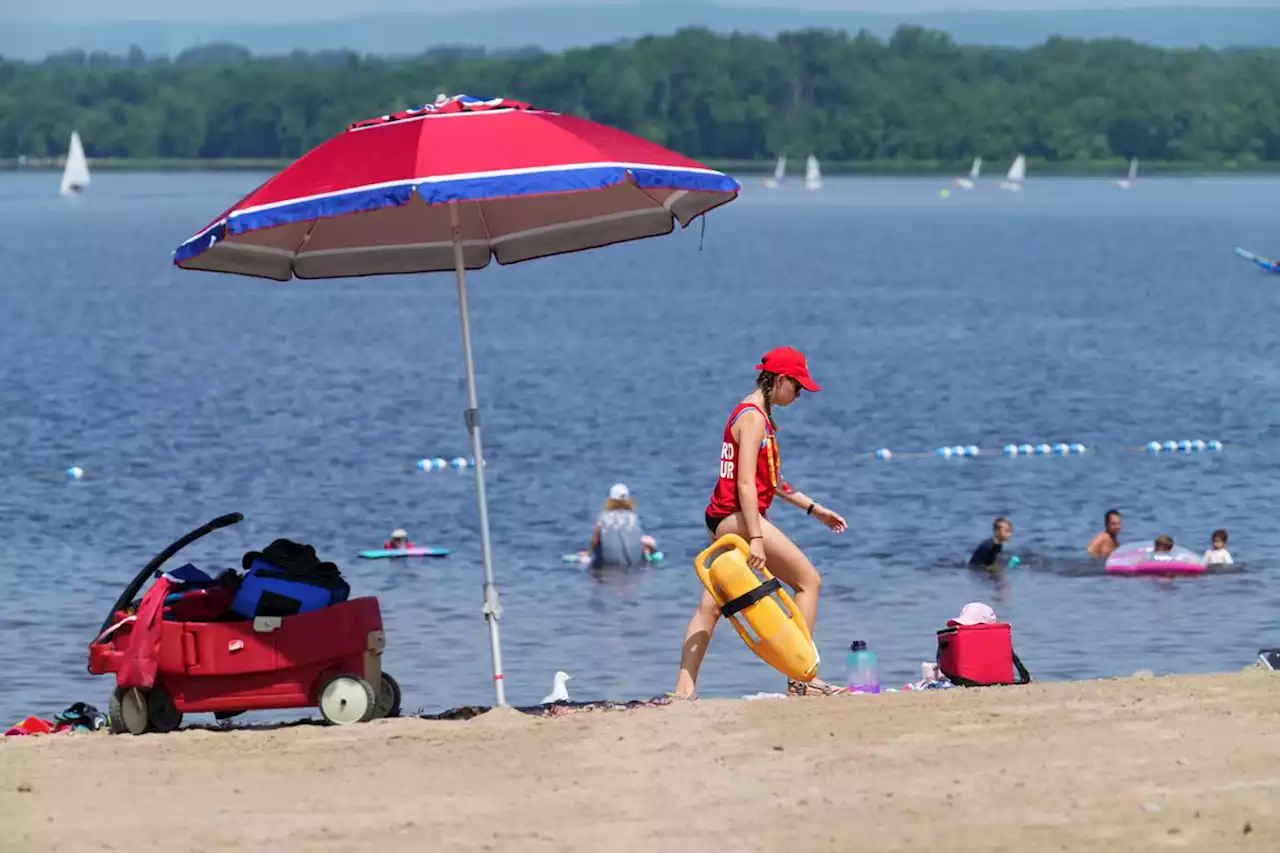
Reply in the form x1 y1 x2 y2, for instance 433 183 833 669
65 465 84 481
875 448 892 460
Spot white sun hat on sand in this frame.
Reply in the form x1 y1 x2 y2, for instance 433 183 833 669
950 602 997 625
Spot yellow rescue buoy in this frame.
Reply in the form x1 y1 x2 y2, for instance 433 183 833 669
694 534 819 683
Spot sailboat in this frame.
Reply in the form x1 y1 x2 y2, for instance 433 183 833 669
803 154 822 191
59 131 90 197
998 154 1025 192
1117 157 1139 189
763 155 787 189
955 157 982 189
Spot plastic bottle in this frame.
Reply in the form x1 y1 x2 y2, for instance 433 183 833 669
846 640 880 694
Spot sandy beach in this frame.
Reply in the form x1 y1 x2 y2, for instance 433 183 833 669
2 671 1278 852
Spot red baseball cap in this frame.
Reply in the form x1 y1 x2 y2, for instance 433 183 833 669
756 346 820 392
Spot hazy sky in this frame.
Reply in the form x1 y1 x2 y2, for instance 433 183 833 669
7 0 1275 22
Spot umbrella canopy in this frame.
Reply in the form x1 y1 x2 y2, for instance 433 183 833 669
175 94 739 279
173 94 741 706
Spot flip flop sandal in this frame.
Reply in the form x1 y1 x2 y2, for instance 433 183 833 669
788 679 848 697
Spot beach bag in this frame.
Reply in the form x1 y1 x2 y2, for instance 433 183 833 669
936 622 1031 687
229 539 349 619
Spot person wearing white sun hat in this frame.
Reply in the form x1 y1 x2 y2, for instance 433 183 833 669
383 528 414 550
582 483 658 567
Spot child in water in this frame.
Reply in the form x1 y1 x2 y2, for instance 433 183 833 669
1203 529 1233 566
1153 534 1174 553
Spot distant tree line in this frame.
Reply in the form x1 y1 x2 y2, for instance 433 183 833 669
2 27 1279 164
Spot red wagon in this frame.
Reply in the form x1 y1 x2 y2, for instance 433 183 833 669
88 513 400 734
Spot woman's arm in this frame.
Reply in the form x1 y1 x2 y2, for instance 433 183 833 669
588 520 601 552
734 412 768 568
777 479 847 533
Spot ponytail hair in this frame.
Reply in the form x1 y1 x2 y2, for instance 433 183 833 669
756 370 779 431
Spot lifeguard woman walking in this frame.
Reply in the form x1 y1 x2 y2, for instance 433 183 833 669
673 346 848 698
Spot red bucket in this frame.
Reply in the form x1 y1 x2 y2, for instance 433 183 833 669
936 622 1030 686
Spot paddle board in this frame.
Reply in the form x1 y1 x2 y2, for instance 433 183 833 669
1235 247 1280 273
561 552 664 565
359 547 451 559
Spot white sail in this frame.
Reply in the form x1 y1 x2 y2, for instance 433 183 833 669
999 154 1025 192
1006 154 1026 183
763 155 786 188
955 156 982 189
59 131 90 197
803 154 822 190
1118 157 1139 189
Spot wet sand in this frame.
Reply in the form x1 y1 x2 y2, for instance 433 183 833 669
2 671 1278 852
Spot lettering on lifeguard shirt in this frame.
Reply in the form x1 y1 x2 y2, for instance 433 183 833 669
719 442 735 480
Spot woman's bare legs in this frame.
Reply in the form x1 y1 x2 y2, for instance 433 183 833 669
673 514 830 698
673 588 721 698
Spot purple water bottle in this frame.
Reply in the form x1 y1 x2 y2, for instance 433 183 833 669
846 640 880 694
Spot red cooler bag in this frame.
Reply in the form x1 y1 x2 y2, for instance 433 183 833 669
936 622 1031 686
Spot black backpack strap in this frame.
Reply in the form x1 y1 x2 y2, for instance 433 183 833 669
1012 650 1032 685
720 577 782 619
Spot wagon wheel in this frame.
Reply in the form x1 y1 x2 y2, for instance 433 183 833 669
147 687 184 733
372 672 402 719
109 687 150 735
317 674 375 725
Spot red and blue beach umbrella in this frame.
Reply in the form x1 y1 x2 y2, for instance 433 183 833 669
173 94 741 705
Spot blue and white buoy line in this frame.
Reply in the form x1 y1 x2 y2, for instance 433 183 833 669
1141 439 1222 454
416 457 485 471
857 439 1226 462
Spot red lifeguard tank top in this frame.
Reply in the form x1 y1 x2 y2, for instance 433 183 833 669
706 402 779 519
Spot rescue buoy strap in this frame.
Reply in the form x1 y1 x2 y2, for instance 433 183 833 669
720 577 782 619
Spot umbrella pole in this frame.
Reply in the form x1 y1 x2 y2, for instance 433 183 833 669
449 202 507 707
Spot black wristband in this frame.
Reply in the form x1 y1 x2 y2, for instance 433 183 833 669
806 502 816 515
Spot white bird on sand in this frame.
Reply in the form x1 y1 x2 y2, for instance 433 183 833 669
541 671 572 704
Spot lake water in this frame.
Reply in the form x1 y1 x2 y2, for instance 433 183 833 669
2 172 1279 724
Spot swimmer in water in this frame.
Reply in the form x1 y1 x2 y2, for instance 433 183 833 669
1203 529 1233 566
1087 509 1122 559
583 483 658 566
383 528 414 550
673 347 848 699
969 517 1013 569
1153 534 1174 553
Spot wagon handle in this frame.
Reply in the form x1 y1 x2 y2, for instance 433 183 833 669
93 512 245 641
